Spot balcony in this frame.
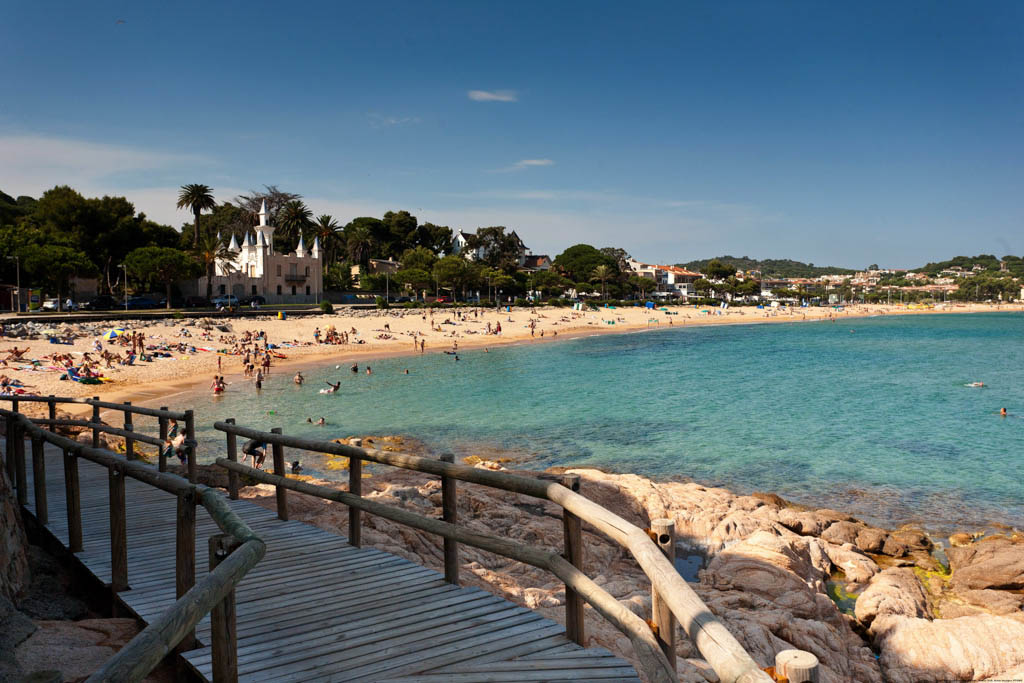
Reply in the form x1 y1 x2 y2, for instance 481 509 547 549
284 272 307 283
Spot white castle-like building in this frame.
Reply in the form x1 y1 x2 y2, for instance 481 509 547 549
199 200 324 304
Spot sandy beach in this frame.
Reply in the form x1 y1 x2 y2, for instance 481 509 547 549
2 301 1021 409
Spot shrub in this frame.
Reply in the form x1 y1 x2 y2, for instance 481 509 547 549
319 300 334 314
375 296 389 309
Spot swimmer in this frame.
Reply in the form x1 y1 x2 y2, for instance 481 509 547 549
1001 407 1007 417
966 382 985 388
403 369 409 374
317 417 325 426
323 380 341 394
366 367 372 375
350 364 358 373
306 417 313 423
291 460 303 474
294 372 304 385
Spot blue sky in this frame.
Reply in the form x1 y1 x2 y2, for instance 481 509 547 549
2 1 1022 268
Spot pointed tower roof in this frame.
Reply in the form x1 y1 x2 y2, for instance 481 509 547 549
245 231 255 248
257 230 267 248
296 234 307 257
311 236 322 257
227 233 240 251
258 199 268 227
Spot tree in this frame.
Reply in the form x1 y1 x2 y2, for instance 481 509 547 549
629 275 656 298
277 200 313 253
433 255 471 300
20 244 95 309
599 247 632 270
413 222 453 255
400 246 438 272
176 184 216 248
591 264 614 299
693 278 713 297
394 268 433 299
345 223 377 265
532 270 567 297
233 185 301 229
380 210 418 259
704 258 734 281
554 244 618 283
311 215 343 264
464 227 523 272
195 232 232 301
124 247 200 309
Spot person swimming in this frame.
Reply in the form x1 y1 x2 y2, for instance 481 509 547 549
967 382 985 387
317 417 325 425
350 363 358 373
1001 407 1007 417
291 460 302 474
366 367 372 374
294 372 304 385
320 380 341 394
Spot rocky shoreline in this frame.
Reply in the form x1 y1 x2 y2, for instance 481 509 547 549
220 439 1024 683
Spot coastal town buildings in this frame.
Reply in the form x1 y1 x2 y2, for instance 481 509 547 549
200 200 324 304
626 259 702 298
349 258 401 289
451 229 550 271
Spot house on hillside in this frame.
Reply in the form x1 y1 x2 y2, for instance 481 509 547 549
350 258 401 289
451 229 548 270
201 200 324 303
626 259 701 298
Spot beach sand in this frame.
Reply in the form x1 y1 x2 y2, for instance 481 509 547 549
2 301 1021 408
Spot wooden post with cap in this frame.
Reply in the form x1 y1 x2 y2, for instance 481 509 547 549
650 518 677 671
560 473 585 646
440 453 459 584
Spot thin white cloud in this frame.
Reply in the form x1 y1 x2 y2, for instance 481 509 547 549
489 158 556 173
367 113 421 128
467 89 518 102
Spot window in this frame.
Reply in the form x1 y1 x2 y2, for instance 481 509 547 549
276 264 281 276
291 286 296 295
305 266 309 276
305 286 310 295
251 285 257 295
219 284 226 294
276 285 282 295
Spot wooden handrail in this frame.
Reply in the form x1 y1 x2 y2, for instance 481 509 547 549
213 422 775 683
3 408 263 683
0 395 187 420
216 459 676 683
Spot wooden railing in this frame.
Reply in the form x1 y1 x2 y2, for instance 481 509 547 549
1 400 265 683
214 421 788 683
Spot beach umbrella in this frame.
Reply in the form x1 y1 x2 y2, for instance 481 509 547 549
102 328 125 340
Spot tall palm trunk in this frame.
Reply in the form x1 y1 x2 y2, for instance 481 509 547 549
206 261 214 301
193 209 201 248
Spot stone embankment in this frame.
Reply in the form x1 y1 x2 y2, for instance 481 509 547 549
234 440 1024 682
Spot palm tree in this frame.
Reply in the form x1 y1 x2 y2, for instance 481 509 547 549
591 264 613 299
346 224 376 265
195 232 232 301
176 184 216 248
277 200 313 251
312 214 342 264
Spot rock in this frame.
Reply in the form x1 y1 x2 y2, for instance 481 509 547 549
855 527 888 554
947 536 1024 590
14 618 141 681
821 520 863 546
855 568 931 626
821 542 879 583
871 614 1024 682
985 663 1024 680
778 508 830 536
949 532 974 547
890 527 933 552
958 589 1024 615
75 432 108 450
0 596 37 654
0 469 29 601
882 535 909 557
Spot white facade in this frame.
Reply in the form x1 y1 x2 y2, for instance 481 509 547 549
201 200 324 303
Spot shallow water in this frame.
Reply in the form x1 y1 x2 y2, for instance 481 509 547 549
186 312 1024 534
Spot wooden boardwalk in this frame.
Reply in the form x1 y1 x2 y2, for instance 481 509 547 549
18 442 641 682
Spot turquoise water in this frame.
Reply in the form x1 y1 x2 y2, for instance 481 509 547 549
186 313 1024 534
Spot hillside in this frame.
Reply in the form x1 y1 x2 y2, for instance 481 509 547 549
678 256 856 278
915 254 1024 277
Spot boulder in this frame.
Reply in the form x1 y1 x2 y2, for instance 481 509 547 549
821 520 862 546
958 589 1024 616
14 618 141 681
0 469 29 601
871 614 1024 682
890 527 933 552
855 568 931 626
821 542 879 583
947 537 1024 591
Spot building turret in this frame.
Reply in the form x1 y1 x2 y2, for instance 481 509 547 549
227 233 240 252
256 199 275 253
296 234 307 257
311 236 321 259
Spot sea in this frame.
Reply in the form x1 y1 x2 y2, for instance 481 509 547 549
185 312 1024 535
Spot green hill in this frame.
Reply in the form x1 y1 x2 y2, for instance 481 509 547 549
677 256 856 278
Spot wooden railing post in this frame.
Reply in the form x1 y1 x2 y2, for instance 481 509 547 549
47 395 56 433
63 448 82 552
176 489 197 650
209 534 240 683
109 464 128 592
14 421 27 507
270 428 287 520
123 401 135 460
560 473 585 646
225 419 238 500
5 414 15 485
157 408 169 472
775 649 820 682
440 453 459 585
650 518 677 671
184 409 196 483
31 434 47 525
348 438 362 547
91 397 101 449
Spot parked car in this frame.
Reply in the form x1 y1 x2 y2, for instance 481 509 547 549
434 296 452 303
210 294 240 308
241 295 266 306
158 296 184 308
184 296 211 308
125 296 160 310
41 298 79 311
80 295 117 311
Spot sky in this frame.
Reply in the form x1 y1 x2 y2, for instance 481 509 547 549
1 1 1022 268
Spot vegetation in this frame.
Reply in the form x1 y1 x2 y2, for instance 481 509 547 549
679 255 856 278
176 184 216 248
124 247 201 308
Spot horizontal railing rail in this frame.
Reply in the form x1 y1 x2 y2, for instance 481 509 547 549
2 406 265 683
214 421 780 683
